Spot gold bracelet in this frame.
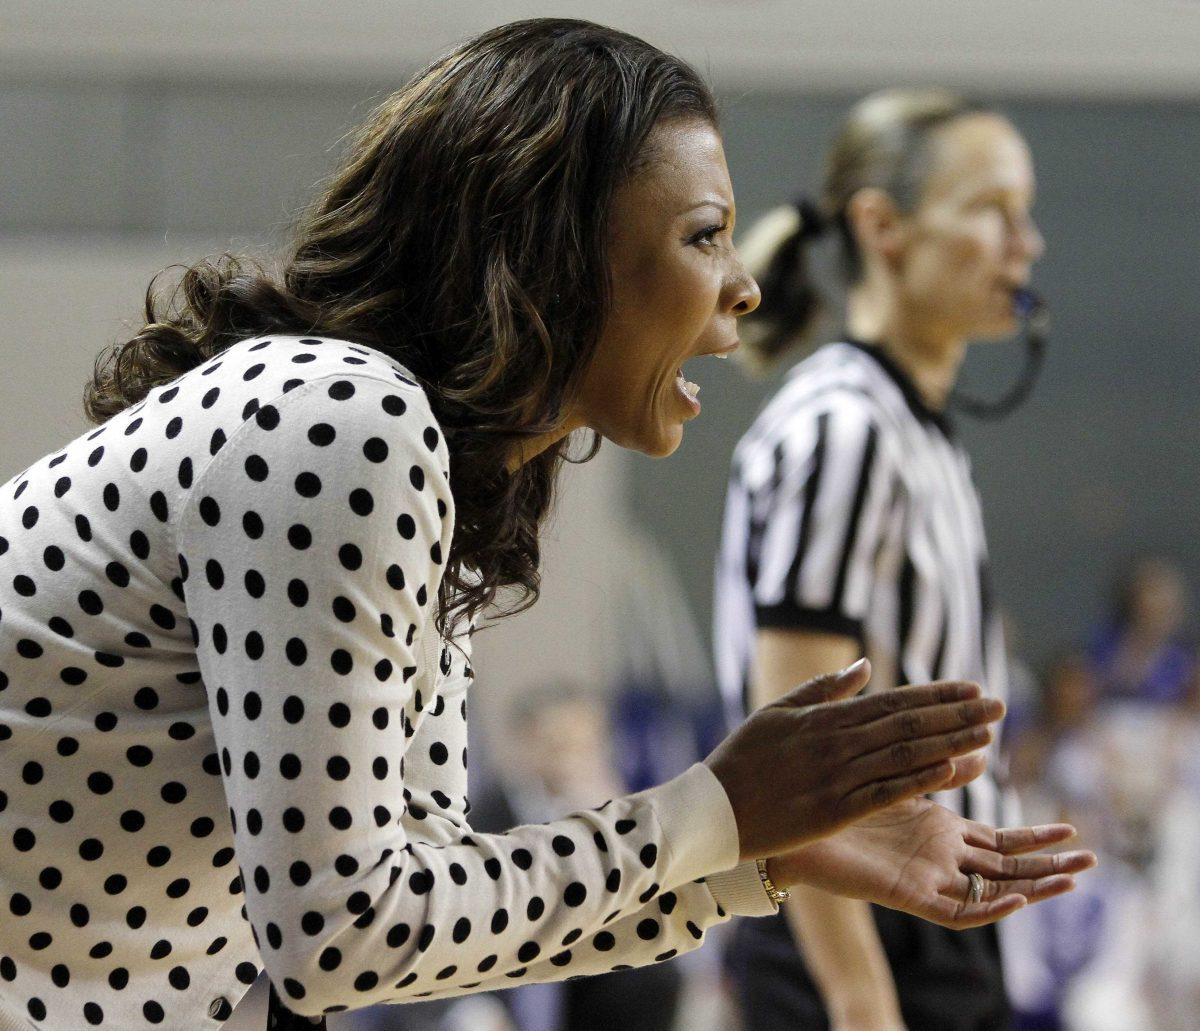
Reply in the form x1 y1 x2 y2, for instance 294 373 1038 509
755 858 791 905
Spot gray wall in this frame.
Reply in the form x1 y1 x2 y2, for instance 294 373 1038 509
3 77 1198 665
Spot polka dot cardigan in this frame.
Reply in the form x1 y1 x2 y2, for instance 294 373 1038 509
0 336 772 1029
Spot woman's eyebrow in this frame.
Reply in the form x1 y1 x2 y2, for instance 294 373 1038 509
679 198 732 218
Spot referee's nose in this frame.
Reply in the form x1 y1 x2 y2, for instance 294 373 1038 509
1011 210 1045 266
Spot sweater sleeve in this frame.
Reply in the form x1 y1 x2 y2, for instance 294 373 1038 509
176 373 769 1019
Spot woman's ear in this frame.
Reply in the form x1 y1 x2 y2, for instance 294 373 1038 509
845 187 907 271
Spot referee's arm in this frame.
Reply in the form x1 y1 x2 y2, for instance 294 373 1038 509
751 628 906 1031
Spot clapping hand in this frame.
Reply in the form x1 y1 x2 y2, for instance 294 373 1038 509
766 797 1097 929
705 658 1007 860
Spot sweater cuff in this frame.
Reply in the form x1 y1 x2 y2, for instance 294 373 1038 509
706 860 779 917
637 762 741 888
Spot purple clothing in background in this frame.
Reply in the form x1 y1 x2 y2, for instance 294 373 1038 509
1087 623 1197 706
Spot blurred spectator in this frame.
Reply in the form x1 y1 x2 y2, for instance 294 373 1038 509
1086 556 1200 709
1005 602 1200 1030
1001 610 1042 746
1004 651 1107 1031
1006 652 1095 818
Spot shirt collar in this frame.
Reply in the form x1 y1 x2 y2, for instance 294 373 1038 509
842 337 956 440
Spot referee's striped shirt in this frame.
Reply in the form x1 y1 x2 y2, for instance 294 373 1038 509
715 340 1009 824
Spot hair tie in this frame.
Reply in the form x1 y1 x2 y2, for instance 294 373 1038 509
793 197 828 241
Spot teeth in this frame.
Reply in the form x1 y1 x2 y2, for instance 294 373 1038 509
712 351 729 360
682 380 700 400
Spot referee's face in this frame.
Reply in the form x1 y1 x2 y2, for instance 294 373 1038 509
575 118 761 457
897 114 1044 344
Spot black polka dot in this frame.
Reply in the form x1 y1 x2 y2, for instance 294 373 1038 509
285 639 307 666
49 800 75 823
242 510 264 539
244 454 269 481
287 578 309 606
295 471 322 497
349 488 374 516
338 543 362 570
308 423 336 446
87 772 113 795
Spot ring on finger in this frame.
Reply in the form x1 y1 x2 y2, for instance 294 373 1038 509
967 872 984 905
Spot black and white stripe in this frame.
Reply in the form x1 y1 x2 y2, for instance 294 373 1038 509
715 341 1008 824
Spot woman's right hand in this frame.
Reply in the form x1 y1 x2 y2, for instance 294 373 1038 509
704 658 1004 861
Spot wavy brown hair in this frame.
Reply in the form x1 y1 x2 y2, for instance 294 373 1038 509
84 19 717 632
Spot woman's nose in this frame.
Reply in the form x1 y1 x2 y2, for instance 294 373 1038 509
727 267 761 316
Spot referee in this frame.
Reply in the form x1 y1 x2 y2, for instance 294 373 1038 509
716 89 1044 1031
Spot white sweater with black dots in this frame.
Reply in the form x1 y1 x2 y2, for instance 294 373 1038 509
0 336 772 1029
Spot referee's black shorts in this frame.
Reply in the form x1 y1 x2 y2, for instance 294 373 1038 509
724 907 1011 1031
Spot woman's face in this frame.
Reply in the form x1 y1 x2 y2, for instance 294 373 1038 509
896 114 1044 341
572 118 760 457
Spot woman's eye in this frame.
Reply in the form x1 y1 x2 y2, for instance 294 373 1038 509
690 224 727 248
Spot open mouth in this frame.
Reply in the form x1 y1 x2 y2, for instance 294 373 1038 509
675 346 734 405
676 369 701 402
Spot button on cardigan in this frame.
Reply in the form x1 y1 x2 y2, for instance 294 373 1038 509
0 335 771 1029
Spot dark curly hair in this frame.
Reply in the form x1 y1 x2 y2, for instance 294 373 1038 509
83 18 717 632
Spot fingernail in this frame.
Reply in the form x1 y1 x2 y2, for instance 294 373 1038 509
841 657 867 676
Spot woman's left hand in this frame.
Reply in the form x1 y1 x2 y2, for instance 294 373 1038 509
766 799 1097 930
